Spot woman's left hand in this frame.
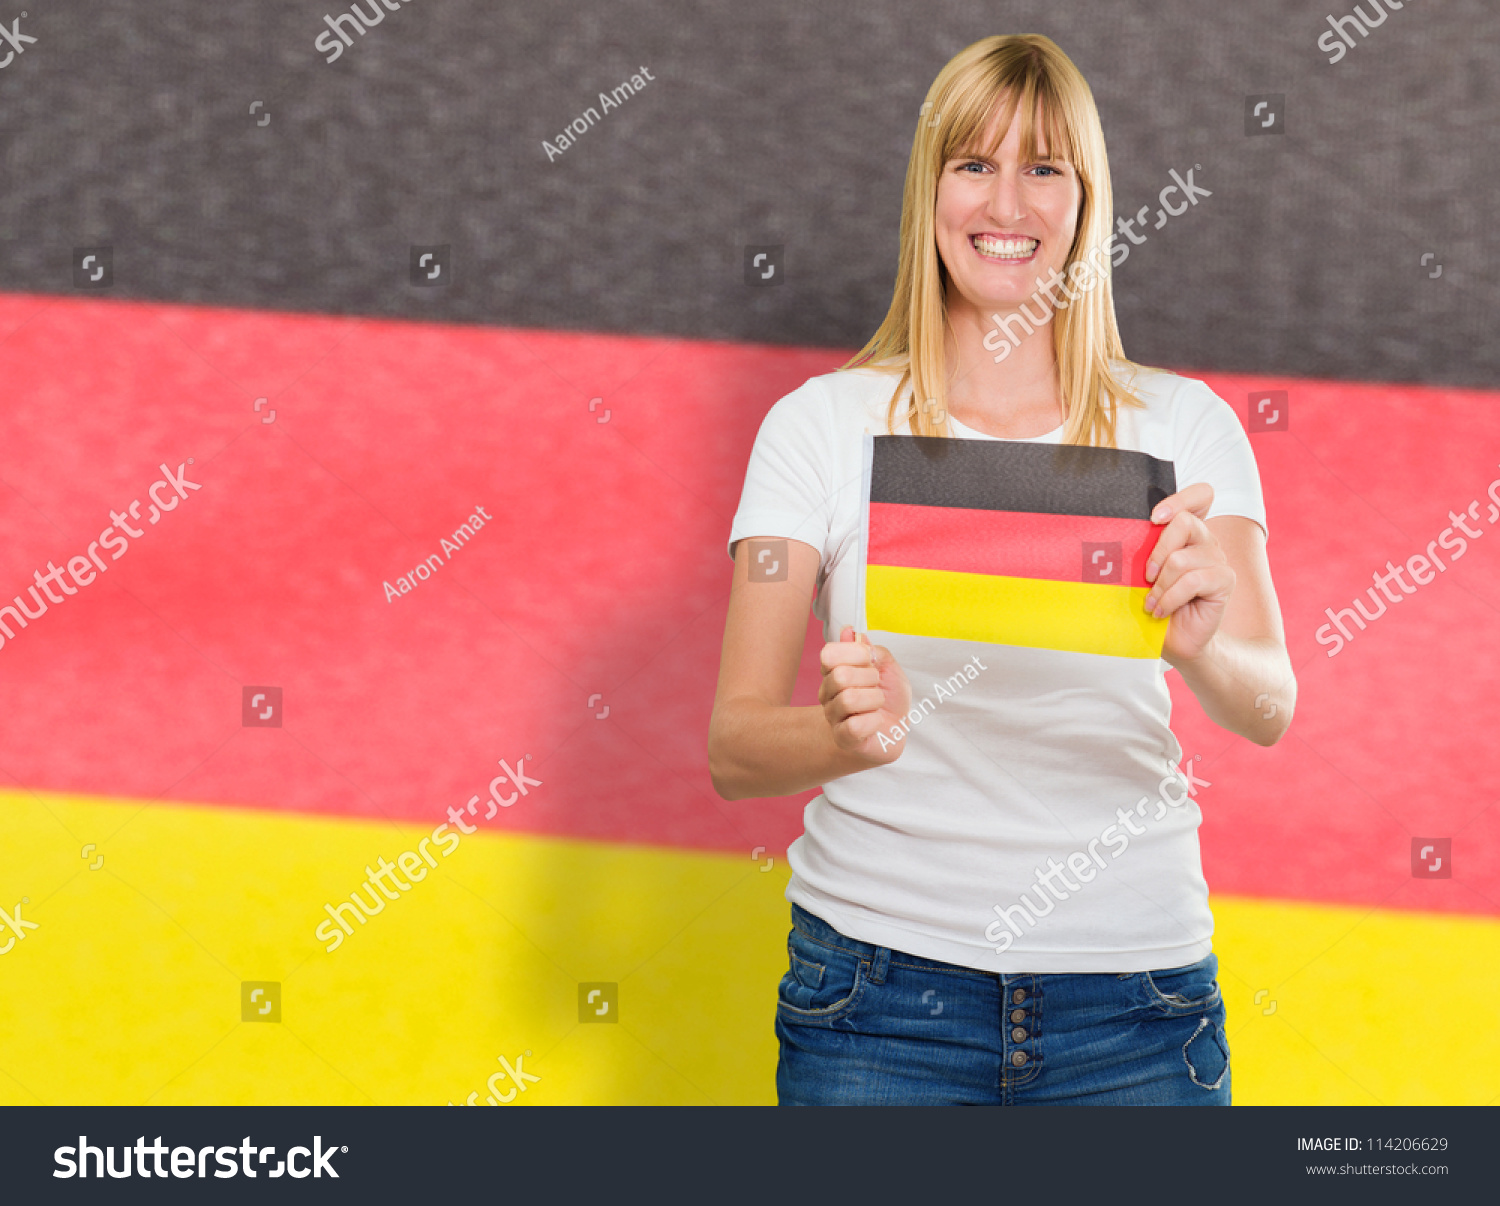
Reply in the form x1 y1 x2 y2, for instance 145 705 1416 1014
1143 482 1236 666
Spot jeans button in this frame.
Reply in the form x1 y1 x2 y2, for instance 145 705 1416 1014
1011 988 1026 1005
1011 1050 1028 1067
1010 1008 1025 1024
1011 1026 1027 1042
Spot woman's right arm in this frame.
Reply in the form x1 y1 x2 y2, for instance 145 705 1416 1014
707 535 912 801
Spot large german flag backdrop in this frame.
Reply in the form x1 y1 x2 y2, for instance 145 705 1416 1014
2 2 1499 1109
864 436 1173 658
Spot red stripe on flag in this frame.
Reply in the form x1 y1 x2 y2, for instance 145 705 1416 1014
868 501 1156 586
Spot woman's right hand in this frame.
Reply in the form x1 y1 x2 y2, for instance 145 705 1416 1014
818 626 913 765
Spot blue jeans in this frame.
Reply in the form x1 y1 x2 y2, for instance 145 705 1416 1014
775 902 1231 1105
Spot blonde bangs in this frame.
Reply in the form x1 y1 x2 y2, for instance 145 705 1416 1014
944 64 1074 173
841 34 1146 449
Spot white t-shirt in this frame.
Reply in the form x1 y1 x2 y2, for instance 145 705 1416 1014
727 361 1267 973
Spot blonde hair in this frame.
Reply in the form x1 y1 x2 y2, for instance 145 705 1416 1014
842 34 1146 447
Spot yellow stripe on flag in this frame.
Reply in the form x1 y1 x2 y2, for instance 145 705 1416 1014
1 789 1497 1105
867 564 1168 658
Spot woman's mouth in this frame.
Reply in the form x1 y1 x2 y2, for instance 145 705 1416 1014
971 234 1039 262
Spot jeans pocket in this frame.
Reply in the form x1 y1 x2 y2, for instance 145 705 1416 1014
1141 954 1222 1015
1182 1013 1231 1091
776 931 865 1021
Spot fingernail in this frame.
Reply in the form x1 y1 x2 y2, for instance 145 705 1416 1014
1144 593 1156 612
1145 561 1158 581
1151 505 1171 523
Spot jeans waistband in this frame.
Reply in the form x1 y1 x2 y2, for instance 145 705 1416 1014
790 901 1214 980
791 901 907 983
791 900 877 954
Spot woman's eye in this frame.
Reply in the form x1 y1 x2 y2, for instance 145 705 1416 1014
954 161 1063 177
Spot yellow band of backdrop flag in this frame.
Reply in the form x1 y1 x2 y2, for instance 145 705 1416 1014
863 434 1176 658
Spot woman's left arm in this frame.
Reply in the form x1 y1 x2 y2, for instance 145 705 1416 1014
1143 482 1296 746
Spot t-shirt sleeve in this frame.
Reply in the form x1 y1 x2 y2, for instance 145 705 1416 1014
1172 377 1269 541
727 376 839 568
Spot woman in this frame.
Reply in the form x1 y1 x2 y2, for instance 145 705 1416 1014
707 34 1295 1105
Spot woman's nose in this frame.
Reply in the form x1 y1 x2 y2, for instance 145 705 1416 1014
987 171 1026 223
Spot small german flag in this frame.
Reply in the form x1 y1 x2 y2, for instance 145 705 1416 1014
861 435 1177 659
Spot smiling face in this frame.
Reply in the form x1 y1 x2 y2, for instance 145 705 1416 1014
934 95 1084 328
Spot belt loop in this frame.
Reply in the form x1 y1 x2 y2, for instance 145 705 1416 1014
867 945 891 985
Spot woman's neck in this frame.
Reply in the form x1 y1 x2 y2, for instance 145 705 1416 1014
941 301 1064 439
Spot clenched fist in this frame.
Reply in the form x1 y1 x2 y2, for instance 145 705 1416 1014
818 626 913 765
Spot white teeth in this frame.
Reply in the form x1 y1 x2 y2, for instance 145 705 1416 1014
973 235 1037 259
